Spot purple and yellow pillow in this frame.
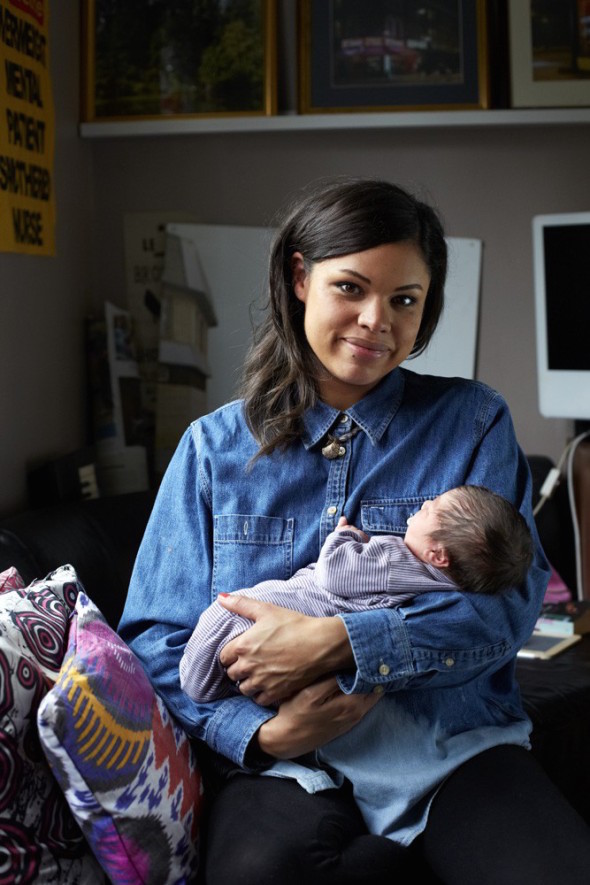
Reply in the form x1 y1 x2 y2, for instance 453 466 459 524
38 591 203 884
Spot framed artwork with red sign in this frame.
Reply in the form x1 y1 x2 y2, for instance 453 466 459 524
298 0 489 113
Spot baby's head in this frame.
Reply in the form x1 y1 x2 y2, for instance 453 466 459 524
404 485 534 595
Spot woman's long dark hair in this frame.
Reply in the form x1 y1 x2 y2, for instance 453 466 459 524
241 178 447 458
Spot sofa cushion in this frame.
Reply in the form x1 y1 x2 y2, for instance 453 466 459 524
38 591 203 885
0 565 103 883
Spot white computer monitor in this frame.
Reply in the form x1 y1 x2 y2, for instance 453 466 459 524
533 211 590 420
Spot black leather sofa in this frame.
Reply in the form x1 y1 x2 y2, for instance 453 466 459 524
0 460 588 825
0 490 155 630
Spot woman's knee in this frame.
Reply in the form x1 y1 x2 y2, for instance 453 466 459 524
205 838 302 885
202 775 370 885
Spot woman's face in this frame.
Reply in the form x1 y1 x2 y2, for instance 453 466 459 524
292 241 430 409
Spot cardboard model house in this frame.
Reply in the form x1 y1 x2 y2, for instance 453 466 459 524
156 230 218 474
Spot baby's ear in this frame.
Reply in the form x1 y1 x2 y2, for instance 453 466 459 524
426 544 450 569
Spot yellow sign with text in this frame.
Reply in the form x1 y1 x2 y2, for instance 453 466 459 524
0 0 55 255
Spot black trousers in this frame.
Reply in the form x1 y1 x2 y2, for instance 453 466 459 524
202 745 590 885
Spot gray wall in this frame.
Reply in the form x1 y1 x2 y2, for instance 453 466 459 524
90 123 589 465
1 1 587 515
0 1 93 515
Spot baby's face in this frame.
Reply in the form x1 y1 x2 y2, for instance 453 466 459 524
404 490 455 559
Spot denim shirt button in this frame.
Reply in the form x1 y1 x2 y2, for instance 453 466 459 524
444 657 455 667
327 506 338 515
378 663 390 676
373 685 384 695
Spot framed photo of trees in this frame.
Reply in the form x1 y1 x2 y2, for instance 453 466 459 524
81 0 276 121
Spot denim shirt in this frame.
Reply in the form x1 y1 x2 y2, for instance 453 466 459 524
119 367 549 838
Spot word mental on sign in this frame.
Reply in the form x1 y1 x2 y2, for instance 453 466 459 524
5 59 43 105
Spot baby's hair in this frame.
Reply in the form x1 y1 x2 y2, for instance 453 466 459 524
430 486 534 595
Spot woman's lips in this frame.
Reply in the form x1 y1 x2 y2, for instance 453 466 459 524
343 337 390 358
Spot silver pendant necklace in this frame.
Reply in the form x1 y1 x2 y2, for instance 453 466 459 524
321 424 361 460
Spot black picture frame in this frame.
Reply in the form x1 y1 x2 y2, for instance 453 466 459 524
508 0 590 108
298 0 489 114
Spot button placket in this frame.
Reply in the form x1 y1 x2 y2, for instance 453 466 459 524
319 425 354 546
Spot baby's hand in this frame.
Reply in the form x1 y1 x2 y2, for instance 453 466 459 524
336 516 369 542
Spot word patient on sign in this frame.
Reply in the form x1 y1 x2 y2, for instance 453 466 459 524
6 108 46 150
0 0 55 254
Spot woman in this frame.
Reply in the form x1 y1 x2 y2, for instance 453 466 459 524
119 179 590 884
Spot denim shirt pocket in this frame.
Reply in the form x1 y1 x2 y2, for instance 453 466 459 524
360 497 438 534
212 514 294 598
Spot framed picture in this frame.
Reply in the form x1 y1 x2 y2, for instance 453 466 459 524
298 0 489 113
509 1 590 108
81 0 276 121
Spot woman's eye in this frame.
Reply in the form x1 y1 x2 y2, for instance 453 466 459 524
392 294 417 307
337 282 361 296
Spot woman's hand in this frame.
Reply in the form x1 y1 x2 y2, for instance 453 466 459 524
218 595 354 706
256 676 381 759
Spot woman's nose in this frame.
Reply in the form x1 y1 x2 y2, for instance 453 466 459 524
358 299 390 332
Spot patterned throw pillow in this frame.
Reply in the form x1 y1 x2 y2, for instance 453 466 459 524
38 592 203 885
0 565 104 883
0 566 25 593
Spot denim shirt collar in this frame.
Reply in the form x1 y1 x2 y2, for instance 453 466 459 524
302 368 406 449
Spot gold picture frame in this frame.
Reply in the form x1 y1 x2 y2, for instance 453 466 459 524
508 1 590 108
81 0 277 122
298 0 489 114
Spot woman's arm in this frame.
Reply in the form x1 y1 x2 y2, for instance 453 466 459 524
119 428 276 766
256 676 381 759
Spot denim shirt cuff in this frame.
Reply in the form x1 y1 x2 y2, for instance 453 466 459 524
336 609 414 693
205 695 276 768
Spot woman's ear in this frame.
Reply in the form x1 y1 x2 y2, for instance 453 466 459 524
291 251 308 303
